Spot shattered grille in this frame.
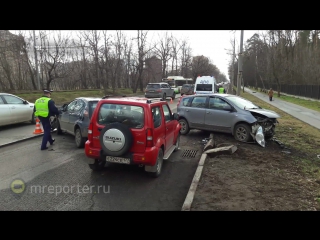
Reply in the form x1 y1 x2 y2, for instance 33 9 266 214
181 149 198 158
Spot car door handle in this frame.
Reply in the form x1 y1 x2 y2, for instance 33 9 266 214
11 107 15 109
206 112 210 114
186 110 189 112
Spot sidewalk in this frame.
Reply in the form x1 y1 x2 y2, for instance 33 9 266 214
243 87 320 130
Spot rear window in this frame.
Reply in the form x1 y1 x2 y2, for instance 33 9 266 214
89 101 99 118
97 103 144 129
196 84 212 91
146 84 160 89
182 84 191 88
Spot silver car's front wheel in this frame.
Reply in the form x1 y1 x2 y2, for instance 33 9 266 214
234 123 252 142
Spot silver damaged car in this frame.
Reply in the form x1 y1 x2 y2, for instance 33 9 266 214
177 94 280 147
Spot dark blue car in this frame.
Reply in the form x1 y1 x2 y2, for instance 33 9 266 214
56 97 101 148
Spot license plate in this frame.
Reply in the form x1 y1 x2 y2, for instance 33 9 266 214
106 156 130 164
149 90 154 92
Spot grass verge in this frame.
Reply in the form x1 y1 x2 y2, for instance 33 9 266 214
16 88 145 106
241 91 320 181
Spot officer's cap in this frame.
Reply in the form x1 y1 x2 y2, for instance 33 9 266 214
43 89 53 93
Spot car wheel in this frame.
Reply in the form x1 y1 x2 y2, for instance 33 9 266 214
148 148 163 178
234 123 252 142
179 119 190 135
172 92 176 100
56 119 63 135
30 112 36 124
162 93 166 100
174 133 180 152
99 122 133 157
75 128 86 148
89 158 106 171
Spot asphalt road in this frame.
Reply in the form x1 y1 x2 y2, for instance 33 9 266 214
0 95 209 210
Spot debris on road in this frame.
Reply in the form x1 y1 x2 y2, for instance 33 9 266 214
204 145 238 158
203 138 216 152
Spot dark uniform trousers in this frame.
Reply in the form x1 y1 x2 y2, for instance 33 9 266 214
39 116 54 149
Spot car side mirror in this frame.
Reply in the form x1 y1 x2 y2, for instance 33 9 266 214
61 103 69 111
23 100 28 104
223 105 233 111
172 113 179 120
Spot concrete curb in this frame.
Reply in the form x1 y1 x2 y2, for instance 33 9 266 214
0 129 56 148
181 152 208 211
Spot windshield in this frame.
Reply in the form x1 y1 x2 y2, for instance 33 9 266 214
166 81 175 87
226 96 260 109
196 84 212 91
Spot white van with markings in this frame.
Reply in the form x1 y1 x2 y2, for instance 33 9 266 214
194 76 217 95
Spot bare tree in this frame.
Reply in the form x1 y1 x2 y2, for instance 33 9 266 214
153 31 173 79
132 30 152 93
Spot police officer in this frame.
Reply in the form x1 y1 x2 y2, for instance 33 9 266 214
34 90 60 150
218 86 226 93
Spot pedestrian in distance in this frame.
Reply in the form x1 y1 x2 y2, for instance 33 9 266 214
268 88 274 101
34 89 60 150
218 86 226 94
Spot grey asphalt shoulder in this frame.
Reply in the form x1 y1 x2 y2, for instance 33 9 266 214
244 87 320 130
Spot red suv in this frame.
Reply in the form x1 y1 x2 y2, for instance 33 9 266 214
85 96 181 177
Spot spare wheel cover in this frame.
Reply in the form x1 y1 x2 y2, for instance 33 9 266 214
99 123 133 156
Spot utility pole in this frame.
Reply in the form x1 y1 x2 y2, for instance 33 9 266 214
236 30 244 96
33 30 40 90
231 37 235 94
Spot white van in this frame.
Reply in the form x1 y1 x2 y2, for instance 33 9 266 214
194 76 217 95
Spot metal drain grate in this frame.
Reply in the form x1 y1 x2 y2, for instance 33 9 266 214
181 149 198 158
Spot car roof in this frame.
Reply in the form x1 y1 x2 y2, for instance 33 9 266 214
0 93 17 95
75 97 102 101
147 82 166 84
100 97 166 105
184 93 232 97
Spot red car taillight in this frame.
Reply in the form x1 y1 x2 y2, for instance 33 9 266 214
146 128 153 147
156 89 161 92
87 122 93 142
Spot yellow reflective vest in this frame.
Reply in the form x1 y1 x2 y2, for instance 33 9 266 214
35 97 50 117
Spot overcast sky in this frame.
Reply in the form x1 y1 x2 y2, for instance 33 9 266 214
10 30 261 80
106 30 260 80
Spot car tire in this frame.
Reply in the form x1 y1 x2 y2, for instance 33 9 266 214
89 158 106 171
174 133 180 152
30 112 35 124
75 128 86 148
172 92 176 100
162 93 166 100
148 148 163 178
56 119 63 135
179 119 190 135
99 122 133 157
234 123 252 142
